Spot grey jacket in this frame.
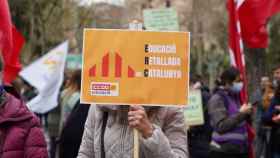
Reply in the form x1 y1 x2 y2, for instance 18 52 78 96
77 105 189 158
208 94 248 134
207 93 249 153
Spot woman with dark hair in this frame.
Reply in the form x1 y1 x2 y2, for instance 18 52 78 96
59 70 81 130
48 69 82 158
188 74 212 158
262 65 280 158
49 69 89 158
208 67 252 158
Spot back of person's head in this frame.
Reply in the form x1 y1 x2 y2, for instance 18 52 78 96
190 74 204 89
69 70 81 91
216 67 240 87
4 85 21 99
190 74 202 84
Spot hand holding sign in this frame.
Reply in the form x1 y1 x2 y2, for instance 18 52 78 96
81 29 190 158
128 105 154 139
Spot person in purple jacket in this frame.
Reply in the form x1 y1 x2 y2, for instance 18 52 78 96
208 67 253 158
0 86 48 158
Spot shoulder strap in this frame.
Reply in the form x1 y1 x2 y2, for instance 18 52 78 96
101 112 109 158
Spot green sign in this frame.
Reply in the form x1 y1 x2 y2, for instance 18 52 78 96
184 90 204 126
143 8 179 31
67 54 82 70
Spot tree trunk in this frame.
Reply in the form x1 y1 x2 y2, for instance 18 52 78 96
245 48 266 102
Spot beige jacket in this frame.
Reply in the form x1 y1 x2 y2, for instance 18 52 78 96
77 105 189 158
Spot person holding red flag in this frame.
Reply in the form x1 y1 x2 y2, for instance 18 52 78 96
208 67 253 158
226 0 280 156
227 0 256 157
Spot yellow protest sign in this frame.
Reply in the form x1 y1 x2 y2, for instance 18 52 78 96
81 29 190 106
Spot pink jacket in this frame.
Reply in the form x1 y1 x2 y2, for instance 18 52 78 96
0 93 48 158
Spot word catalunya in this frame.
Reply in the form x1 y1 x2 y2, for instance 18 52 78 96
144 69 182 79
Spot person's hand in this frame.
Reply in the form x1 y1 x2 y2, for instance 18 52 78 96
272 114 280 123
128 105 154 139
240 103 253 114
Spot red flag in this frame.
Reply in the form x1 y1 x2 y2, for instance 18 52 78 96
239 0 280 48
227 1 255 158
227 0 248 104
0 0 25 84
0 0 13 55
3 26 25 84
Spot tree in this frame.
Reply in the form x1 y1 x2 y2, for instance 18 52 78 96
9 0 93 63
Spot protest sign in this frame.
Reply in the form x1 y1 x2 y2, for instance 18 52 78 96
81 29 190 106
184 89 205 126
143 8 179 31
67 54 82 70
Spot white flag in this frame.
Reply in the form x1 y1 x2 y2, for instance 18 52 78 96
20 41 68 114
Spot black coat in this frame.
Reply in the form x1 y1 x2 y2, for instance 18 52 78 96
59 101 90 158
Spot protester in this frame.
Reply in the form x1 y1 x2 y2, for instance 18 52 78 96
208 67 253 158
262 65 280 158
47 69 81 158
58 69 89 158
262 80 274 111
77 105 189 158
59 70 81 131
254 77 274 158
59 102 90 158
188 75 212 158
0 85 48 158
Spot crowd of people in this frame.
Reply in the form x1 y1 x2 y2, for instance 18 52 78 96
188 65 280 158
0 65 280 158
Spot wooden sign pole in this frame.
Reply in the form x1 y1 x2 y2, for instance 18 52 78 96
129 20 143 158
133 128 140 158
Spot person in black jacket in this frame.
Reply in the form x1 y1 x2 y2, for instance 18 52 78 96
59 101 90 158
262 65 280 158
188 75 212 158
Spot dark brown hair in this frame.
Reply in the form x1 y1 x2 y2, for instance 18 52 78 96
69 70 81 90
216 67 240 86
